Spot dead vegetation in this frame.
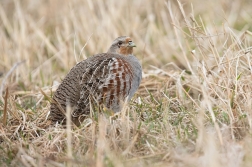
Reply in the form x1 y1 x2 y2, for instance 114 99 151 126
1 0 252 166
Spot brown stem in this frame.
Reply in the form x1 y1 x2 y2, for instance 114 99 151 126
3 87 8 126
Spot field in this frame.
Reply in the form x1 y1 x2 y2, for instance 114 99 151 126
1 0 252 166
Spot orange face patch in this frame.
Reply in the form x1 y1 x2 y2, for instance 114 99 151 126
125 37 132 44
119 38 134 55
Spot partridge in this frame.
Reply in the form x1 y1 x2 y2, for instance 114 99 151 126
49 36 142 126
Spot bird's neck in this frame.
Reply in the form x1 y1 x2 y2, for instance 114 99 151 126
119 47 133 56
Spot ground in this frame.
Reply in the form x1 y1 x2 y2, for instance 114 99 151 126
1 0 252 166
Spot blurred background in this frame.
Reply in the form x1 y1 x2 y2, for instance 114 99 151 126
0 0 252 95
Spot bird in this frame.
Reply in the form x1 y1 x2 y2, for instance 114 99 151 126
49 36 142 126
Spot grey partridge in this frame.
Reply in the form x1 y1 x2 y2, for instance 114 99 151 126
49 36 142 126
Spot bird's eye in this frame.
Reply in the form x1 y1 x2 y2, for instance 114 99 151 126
118 41 123 46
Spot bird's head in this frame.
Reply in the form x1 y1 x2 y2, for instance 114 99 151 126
107 36 136 55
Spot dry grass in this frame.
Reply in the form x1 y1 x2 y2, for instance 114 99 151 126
1 0 252 166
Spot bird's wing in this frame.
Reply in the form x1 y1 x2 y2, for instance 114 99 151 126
72 55 133 119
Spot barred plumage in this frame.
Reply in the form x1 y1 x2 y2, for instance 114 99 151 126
49 36 142 126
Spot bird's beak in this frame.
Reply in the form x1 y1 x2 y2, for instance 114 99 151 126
128 41 136 47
